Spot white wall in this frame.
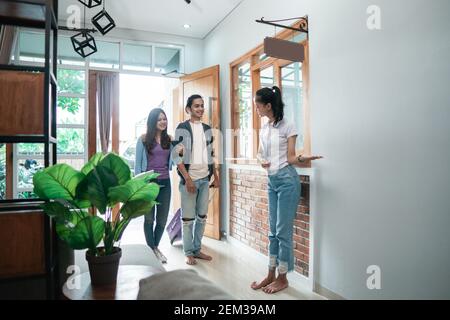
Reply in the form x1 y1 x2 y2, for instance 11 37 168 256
204 0 450 299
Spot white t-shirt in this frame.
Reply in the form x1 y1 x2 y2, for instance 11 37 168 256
188 121 209 181
258 118 298 174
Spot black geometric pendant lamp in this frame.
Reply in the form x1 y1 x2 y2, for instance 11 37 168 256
62 0 116 58
91 0 116 35
78 0 102 9
69 5 97 58
71 31 97 58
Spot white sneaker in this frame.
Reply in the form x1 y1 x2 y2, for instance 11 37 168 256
153 248 167 264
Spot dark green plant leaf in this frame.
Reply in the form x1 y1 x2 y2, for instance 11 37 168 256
76 165 118 214
55 208 89 242
121 199 157 220
99 153 132 186
133 171 160 182
33 164 85 202
40 201 72 224
81 152 106 176
108 179 160 206
66 216 104 250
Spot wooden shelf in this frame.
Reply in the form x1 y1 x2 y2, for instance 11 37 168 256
0 70 46 136
0 210 46 279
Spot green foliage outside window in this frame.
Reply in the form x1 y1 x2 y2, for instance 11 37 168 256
57 129 85 154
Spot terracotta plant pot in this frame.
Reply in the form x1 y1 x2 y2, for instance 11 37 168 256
86 247 122 286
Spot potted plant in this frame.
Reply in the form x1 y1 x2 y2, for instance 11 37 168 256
33 152 160 286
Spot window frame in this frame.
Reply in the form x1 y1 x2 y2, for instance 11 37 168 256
229 21 311 167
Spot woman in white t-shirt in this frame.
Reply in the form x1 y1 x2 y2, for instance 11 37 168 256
251 86 323 294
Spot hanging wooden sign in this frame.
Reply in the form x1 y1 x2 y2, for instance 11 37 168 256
263 37 305 62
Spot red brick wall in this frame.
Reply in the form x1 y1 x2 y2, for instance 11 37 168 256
229 168 310 277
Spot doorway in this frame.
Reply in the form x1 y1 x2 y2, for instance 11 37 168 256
88 66 222 242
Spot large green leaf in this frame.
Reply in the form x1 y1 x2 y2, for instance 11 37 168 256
33 164 85 202
65 216 104 250
76 165 118 214
99 153 132 186
41 201 72 224
108 179 160 205
81 152 106 175
120 199 157 220
55 210 90 246
133 171 160 182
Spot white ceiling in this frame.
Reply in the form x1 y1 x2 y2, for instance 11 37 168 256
58 0 243 39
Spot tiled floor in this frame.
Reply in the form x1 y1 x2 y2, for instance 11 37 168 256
120 216 324 300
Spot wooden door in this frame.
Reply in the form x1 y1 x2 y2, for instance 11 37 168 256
172 65 221 240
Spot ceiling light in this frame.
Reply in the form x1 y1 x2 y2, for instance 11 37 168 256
183 24 191 29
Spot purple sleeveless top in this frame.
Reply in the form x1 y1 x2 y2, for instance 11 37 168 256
146 143 170 180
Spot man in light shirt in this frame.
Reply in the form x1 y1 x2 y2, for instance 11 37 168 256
172 94 220 265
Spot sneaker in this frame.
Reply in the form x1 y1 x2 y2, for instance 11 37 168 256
153 248 167 264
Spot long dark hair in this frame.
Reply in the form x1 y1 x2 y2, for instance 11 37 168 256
255 86 284 125
142 108 171 154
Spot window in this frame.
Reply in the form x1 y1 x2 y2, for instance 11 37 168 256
15 143 44 199
155 47 181 74
236 62 253 158
122 43 152 72
18 31 45 63
15 29 184 76
89 40 120 69
57 68 86 94
260 66 274 87
229 19 310 164
281 62 304 150
58 36 86 66
57 68 88 170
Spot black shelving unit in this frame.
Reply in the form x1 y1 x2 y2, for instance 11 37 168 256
0 0 60 300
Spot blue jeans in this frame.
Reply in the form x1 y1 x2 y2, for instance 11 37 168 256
267 165 301 273
144 178 171 249
179 176 210 256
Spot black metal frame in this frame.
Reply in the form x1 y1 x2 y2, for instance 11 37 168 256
0 0 59 300
255 16 309 34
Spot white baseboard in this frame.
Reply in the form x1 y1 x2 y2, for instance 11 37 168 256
313 282 346 300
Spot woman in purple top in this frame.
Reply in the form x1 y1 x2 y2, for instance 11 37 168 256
135 108 174 263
